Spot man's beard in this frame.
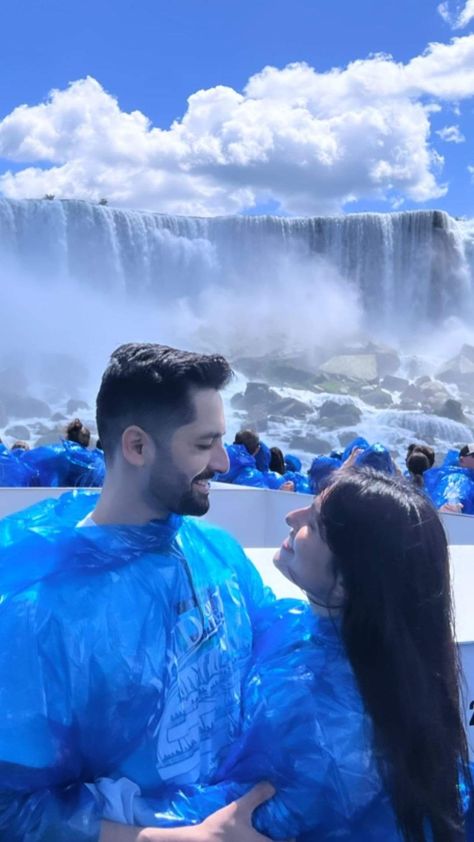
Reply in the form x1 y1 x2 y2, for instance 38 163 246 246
153 468 214 517
176 469 214 516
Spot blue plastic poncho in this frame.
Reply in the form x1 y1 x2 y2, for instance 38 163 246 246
255 441 271 472
123 602 408 839
355 443 396 475
0 449 36 487
428 466 474 514
19 440 105 487
0 490 275 841
309 455 340 494
284 453 302 473
342 437 369 463
215 444 270 489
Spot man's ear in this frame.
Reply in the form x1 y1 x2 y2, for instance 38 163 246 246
121 426 152 467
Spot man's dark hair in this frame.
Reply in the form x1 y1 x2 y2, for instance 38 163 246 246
96 343 232 459
66 418 91 448
234 429 260 456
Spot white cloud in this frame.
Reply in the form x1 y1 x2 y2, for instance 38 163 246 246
436 123 466 141
438 0 474 29
0 35 474 215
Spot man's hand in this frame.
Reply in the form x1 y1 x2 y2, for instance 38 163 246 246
139 782 294 842
439 502 463 513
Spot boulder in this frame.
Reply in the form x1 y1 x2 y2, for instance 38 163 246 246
231 382 311 418
50 412 68 422
318 400 362 427
66 398 90 415
2 394 51 420
4 424 31 441
437 345 474 388
288 434 332 455
380 374 409 392
435 399 466 423
360 389 393 408
319 355 378 382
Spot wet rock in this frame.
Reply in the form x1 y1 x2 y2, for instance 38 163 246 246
380 374 409 392
51 412 67 422
318 400 362 427
437 345 474 388
319 354 378 382
2 395 51 420
231 382 311 418
4 424 31 440
435 399 466 423
289 434 332 455
66 398 90 415
33 428 64 447
361 388 393 408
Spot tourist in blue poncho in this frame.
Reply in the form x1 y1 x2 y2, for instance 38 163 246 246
428 443 474 514
125 469 472 841
0 343 280 842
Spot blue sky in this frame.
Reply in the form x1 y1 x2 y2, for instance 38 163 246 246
0 0 473 217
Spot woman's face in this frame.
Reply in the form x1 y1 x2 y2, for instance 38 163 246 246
274 496 344 611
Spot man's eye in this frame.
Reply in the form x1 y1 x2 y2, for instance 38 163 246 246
197 444 213 450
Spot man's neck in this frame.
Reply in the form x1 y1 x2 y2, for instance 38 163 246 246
92 476 170 526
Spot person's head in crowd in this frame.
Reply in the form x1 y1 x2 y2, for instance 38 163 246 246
275 468 469 842
459 443 474 470
284 453 302 473
355 443 395 474
95 343 231 519
406 443 435 469
234 429 260 457
11 440 30 451
308 455 340 494
269 446 285 475
406 449 432 487
66 418 91 448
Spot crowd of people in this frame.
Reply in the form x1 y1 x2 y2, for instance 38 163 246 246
212 428 474 516
1 411 474 517
1 408 474 518
0 341 471 842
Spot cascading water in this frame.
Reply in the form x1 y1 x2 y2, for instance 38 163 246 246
0 197 474 460
0 199 472 334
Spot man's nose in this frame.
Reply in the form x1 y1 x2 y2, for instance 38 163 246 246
210 442 229 475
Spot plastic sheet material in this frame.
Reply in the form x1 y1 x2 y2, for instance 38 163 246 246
133 602 408 840
308 455 340 494
255 441 271 472
342 437 369 463
284 454 302 473
0 490 274 841
19 441 105 487
428 466 474 514
355 443 395 475
214 443 256 483
0 449 36 487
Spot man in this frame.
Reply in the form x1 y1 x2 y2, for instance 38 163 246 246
0 343 281 842
459 443 474 470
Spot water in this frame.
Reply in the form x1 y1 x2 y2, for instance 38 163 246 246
0 198 473 461
0 199 473 337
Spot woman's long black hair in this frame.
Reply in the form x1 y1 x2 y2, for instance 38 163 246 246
319 468 470 841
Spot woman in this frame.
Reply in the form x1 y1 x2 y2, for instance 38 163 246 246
102 470 472 840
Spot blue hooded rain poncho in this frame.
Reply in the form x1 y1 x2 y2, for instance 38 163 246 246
0 490 275 840
19 440 106 487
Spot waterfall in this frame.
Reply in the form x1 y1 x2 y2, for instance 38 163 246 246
0 198 472 338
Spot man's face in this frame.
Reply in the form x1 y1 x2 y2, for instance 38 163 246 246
460 452 474 470
147 388 229 517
